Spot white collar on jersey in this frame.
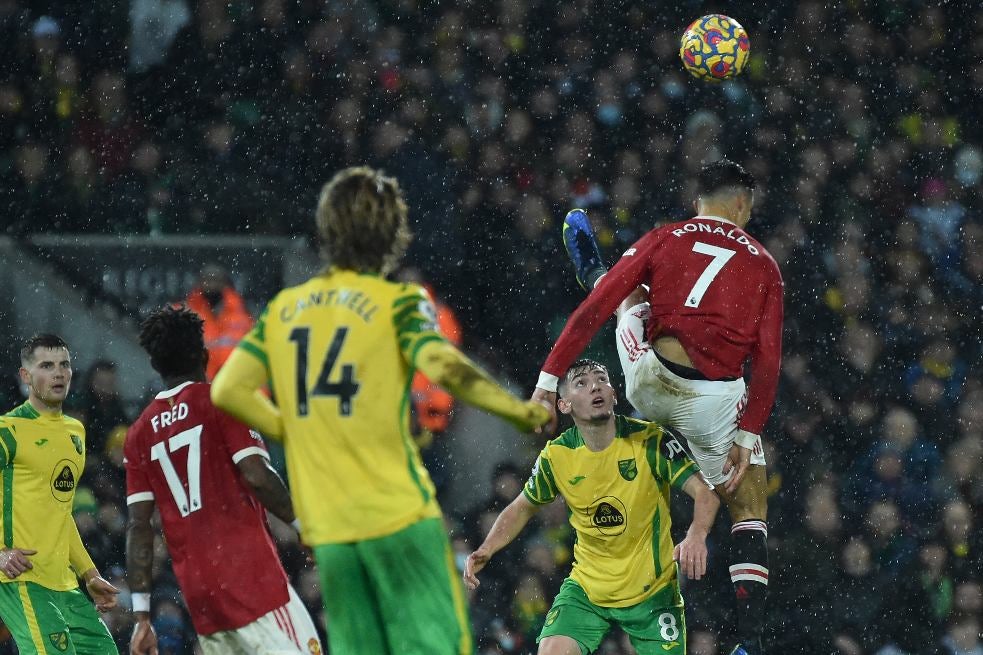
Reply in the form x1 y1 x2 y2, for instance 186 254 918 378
694 214 738 226
155 380 195 400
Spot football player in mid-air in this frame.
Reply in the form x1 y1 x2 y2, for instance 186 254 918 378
466 359 720 655
125 306 321 655
533 160 783 655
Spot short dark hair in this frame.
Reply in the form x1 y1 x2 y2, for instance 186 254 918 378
20 334 69 366
558 359 609 396
696 159 756 197
138 305 206 379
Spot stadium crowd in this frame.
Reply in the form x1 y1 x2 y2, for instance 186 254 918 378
1 0 982 653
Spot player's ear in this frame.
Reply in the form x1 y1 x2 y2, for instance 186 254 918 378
737 190 751 217
557 397 573 416
17 367 30 385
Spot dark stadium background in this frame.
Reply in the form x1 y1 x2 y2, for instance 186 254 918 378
1 1 981 653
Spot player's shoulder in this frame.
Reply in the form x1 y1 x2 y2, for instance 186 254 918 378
2 401 39 421
391 279 430 304
548 426 585 453
615 414 661 443
62 414 85 433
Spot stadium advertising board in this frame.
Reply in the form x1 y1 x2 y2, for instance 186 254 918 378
29 235 292 317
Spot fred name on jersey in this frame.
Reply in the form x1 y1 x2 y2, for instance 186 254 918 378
278 288 381 323
151 402 189 432
670 221 760 255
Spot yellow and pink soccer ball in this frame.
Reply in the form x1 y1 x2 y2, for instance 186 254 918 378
679 14 750 82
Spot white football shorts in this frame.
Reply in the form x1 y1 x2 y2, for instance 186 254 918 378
615 302 765 486
199 583 322 655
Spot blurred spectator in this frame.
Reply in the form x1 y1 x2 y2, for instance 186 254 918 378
3 141 61 235
128 0 191 73
75 70 143 179
940 613 983 655
690 628 720 655
865 500 918 575
772 481 843 650
184 263 253 380
831 537 886 655
940 499 980 582
74 359 129 457
884 541 953 653
908 178 966 275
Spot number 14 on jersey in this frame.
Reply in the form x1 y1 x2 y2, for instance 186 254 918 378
289 326 361 417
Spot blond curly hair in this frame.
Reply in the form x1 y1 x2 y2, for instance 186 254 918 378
315 166 411 275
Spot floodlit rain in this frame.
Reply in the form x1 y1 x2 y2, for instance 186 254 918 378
0 2 980 654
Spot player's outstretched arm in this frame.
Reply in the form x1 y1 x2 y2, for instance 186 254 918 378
127 500 158 654
673 474 720 580
211 347 284 438
237 454 296 526
464 494 540 591
413 340 550 432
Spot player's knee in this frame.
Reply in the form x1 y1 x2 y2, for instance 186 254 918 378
538 635 584 655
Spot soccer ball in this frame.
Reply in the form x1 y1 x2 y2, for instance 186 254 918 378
679 14 750 82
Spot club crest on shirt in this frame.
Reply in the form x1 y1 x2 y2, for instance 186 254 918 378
48 631 68 651
70 434 83 455
307 637 322 654
545 607 560 626
618 458 637 481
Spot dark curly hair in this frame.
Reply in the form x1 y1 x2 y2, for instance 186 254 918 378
139 305 206 379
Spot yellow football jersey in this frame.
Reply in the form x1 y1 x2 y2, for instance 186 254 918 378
234 269 447 544
523 415 698 607
0 402 91 591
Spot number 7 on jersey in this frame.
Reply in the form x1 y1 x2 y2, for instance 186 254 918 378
685 242 736 308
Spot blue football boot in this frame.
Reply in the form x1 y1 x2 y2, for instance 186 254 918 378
729 641 762 655
562 209 607 291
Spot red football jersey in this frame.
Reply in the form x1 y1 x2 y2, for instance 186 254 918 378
124 381 290 635
543 215 784 434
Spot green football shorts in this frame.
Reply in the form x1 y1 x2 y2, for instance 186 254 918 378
0 581 116 654
313 517 472 655
539 578 686 655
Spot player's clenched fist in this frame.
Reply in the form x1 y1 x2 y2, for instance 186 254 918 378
509 401 552 433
